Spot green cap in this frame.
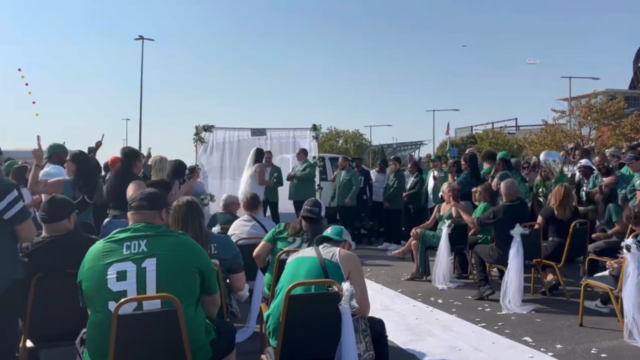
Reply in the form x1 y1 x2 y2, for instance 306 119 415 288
497 151 511 161
3 160 18 177
314 225 355 249
430 155 442 162
44 143 68 160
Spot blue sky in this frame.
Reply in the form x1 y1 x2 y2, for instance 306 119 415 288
1 0 638 163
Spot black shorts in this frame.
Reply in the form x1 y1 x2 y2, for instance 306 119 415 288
209 318 236 360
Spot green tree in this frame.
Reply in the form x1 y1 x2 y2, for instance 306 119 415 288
435 133 477 157
318 127 371 157
474 128 526 158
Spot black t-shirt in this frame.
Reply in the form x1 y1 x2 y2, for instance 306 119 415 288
476 197 530 253
105 172 142 214
538 206 580 241
356 167 373 201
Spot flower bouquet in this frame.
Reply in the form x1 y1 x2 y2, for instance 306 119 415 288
200 193 216 207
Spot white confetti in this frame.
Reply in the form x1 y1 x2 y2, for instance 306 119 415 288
475 319 481 322
454 302 462 305
547 353 553 356
484 304 490 307
531 343 535 346
430 297 435 301
466 296 472 299
505 330 511 333
511 317 516 319
485 309 491 312
535 319 541 322
478 307 483 310
418 299 422 301
555 345 563 348
437 299 443 303
601 355 607 358
398 289 403 292
418 293 422 296
478 323 486 327
498 323 504 326
494 327 499 329
540 348 545 351
452 309 456 311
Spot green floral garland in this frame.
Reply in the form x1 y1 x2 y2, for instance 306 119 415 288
193 124 216 145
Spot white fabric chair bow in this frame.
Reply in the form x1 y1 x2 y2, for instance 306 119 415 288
622 238 640 347
335 282 358 360
432 220 462 290
236 269 265 343
500 224 536 314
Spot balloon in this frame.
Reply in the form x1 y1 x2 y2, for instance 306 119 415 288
32 101 36 105
28 91 32 95
25 83 28 86
18 68 21 72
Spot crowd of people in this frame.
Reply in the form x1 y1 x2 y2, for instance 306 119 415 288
0 140 390 360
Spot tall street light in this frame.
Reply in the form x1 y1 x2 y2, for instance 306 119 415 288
425 109 460 154
364 124 392 168
122 118 130 146
134 35 155 152
560 76 600 130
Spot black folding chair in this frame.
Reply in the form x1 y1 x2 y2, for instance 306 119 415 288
261 280 343 360
213 262 229 320
236 237 263 285
19 271 88 360
533 220 590 300
109 294 192 360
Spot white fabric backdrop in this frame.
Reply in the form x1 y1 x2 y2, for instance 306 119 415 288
197 127 318 214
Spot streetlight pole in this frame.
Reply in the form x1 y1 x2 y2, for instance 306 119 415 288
122 118 130 146
363 124 392 168
425 109 460 154
134 35 155 152
560 76 600 130
122 139 126 147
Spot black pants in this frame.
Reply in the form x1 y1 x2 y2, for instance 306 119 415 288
368 316 389 360
0 280 23 359
262 199 280 224
541 239 570 271
338 206 357 240
403 204 424 240
293 200 305 218
370 201 385 241
384 208 403 245
354 199 371 243
209 318 236 360
454 236 481 275
586 239 622 276
473 244 508 287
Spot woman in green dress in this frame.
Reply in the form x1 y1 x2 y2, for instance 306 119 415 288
389 182 461 280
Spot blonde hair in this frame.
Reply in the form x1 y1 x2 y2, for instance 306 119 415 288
548 183 575 221
150 155 170 180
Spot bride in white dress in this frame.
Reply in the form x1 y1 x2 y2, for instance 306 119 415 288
238 147 270 201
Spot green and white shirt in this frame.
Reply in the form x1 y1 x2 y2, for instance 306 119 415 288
262 223 312 295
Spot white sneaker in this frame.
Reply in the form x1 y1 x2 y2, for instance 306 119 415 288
387 244 402 251
378 242 392 250
584 299 611 313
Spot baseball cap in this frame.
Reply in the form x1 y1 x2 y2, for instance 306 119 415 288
108 156 121 170
621 150 640 164
3 160 17 177
430 155 442 162
38 195 77 224
44 143 68 160
314 225 356 249
128 188 170 212
606 148 622 158
497 151 511 161
577 159 596 169
300 198 323 220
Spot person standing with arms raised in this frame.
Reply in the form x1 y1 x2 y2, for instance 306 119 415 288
331 156 360 241
379 156 405 251
287 148 317 217
263 150 283 224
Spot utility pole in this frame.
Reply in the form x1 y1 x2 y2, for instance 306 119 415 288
134 35 155 151
560 76 600 130
122 118 130 146
363 124 392 168
425 109 460 154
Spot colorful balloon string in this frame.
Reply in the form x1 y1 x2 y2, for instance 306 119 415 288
18 68 38 116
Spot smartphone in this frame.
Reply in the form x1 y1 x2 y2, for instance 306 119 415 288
147 147 152 154
101 133 105 142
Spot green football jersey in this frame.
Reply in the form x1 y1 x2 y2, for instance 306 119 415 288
262 223 312 295
78 223 219 360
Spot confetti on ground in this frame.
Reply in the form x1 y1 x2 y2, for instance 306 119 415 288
547 353 554 356
498 323 504 326
398 289 403 292
475 319 481 322
505 330 510 333
437 299 443 303
478 323 486 327
555 345 563 348
601 355 607 358
485 309 491 312
535 319 541 321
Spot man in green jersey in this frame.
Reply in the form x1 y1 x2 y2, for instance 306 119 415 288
78 189 236 360
621 150 640 207
263 225 389 358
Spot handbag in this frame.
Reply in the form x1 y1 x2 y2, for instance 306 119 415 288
313 247 375 360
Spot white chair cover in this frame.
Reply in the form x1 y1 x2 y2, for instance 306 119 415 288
500 224 536 314
431 221 462 290
623 238 640 347
236 270 265 343
335 282 358 360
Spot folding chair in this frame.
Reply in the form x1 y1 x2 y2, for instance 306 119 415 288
109 294 192 360
236 237 264 286
260 280 343 360
448 219 469 276
533 220 590 301
579 257 626 330
19 271 88 360
219 224 231 235
213 262 229 320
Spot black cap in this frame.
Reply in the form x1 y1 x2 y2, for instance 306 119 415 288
300 198 323 219
128 189 170 212
621 150 640 164
38 195 77 224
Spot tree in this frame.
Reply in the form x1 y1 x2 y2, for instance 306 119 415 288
435 133 477 157
474 128 526 158
318 127 371 157
527 92 639 154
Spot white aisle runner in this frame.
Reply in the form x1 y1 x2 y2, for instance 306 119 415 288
366 280 557 360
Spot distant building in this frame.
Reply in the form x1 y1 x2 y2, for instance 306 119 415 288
557 88 640 115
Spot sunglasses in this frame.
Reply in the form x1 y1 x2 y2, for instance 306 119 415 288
522 166 530 170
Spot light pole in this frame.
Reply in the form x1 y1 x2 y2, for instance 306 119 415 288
363 124 392 168
122 118 130 146
134 35 155 152
122 139 126 147
425 109 460 154
560 76 599 129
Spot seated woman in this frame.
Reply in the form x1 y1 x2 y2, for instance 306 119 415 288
536 183 581 295
389 182 461 281
169 196 247 319
454 183 498 279
456 152 482 214
585 184 628 277
253 198 327 299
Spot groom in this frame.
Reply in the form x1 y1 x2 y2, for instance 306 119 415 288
287 148 317 217
263 150 283 224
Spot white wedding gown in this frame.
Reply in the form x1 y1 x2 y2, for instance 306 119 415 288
240 164 265 201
